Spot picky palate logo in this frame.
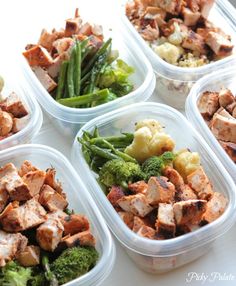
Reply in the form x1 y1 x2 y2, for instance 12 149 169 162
186 272 235 284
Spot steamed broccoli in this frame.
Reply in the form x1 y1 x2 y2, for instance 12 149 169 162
0 261 32 286
141 151 175 181
51 246 99 285
98 159 143 189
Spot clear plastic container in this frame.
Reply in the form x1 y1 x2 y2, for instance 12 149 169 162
119 0 236 109
0 64 43 150
72 102 236 273
0 144 115 286
186 67 236 184
19 4 155 138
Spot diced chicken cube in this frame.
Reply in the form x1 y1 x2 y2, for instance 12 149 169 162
136 225 155 239
118 211 134 229
157 0 184 15
156 203 176 238
78 22 92 36
107 186 125 208
52 37 74 55
146 176 175 205
214 107 235 119
1 198 46 232
22 170 46 197
201 192 228 223
18 160 38 177
182 30 207 54
175 184 198 201
118 194 153 217
145 6 166 20
200 0 215 18
63 214 89 235
65 16 82 37
38 29 60 51
163 167 184 191
0 163 31 201
226 101 236 114
39 184 68 211
36 213 64 252
182 7 201 26
0 189 9 213
0 230 28 267
0 110 13 136
132 216 146 232
61 230 95 247
198 91 219 120
44 168 63 194
17 245 40 267
128 181 148 194
206 31 233 56
210 113 236 143
32 66 57 92
140 25 159 41
219 141 236 163
47 52 69 78
0 92 28 118
173 199 207 225
186 0 201 12
23 45 54 68
187 166 213 200
218 88 235 108
12 115 29 134
91 24 103 36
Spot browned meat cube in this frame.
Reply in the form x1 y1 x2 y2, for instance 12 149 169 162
226 101 236 114
132 216 146 232
0 110 13 136
0 92 28 118
0 188 9 213
210 114 236 144
38 29 61 51
32 66 57 92
175 184 197 201
140 25 160 41
200 0 215 18
1 198 46 232
219 141 236 163
182 7 201 26
163 167 184 191
78 22 93 36
157 0 184 15
44 168 63 194
206 32 233 56
156 203 176 238
23 45 54 68
61 230 95 247
218 88 235 108
198 91 219 120
65 15 82 37
47 52 69 78
182 30 207 54
214 107 234 119
128 181 148 194
173 199 207 225
52 37 74 55
107 186 125 208
118 194 153 217
146 176 175 205
22 170 46 197
63 214 89 235
201 192 228 223
118 211 134 229
187 167 213 200
17 245 40 267
0 163 31 201
136 225 155 239
18 160 38 177
0 230 28 267
186 0 201 12
12 116 29 134
39 184 68 211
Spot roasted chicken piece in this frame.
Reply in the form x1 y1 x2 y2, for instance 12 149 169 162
198 91 219 120
118 211 134 229
23 45 54 68
32 66 57 92
219 141 236 163
156 203 176 238
17 245 40 267
0 92 28 118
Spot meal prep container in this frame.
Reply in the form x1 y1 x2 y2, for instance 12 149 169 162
0 144 115 286
186 67 236 184
119 0 236 109
0 64 42 150
72 102 236 273
19 3 155 138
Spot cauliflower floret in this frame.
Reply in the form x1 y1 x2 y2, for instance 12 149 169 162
154 42 184 65
168 22 184 45
173 150 200 182
125 119 175 162
178 53 209 67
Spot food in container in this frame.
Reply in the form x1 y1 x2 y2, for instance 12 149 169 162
72 102 236 273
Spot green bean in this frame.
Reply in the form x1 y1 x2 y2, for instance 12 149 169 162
74 41 81 96
56 61 68 100
67 47 76 98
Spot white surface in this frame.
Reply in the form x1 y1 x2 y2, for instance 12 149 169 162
1 0 236 285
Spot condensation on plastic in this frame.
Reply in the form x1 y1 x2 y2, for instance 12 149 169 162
0 65 42 150
72 102 236 273
0 144 115 286
119 0 236 109
186 67 236 184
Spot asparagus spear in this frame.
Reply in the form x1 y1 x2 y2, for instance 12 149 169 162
42 254 58 286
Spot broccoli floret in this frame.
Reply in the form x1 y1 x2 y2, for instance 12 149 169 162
51 246 99 285
141 151 175 181
0 261 32 286
99 159 143 189
28 273 46 286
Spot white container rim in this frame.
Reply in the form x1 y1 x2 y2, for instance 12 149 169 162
73 102 236 257
185 66 236 182
0 144 116 286
120 0 236 81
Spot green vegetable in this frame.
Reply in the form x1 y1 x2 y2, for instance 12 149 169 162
90 133 134 148
56 61 68 100
67 46 76 98
74 41 82 96
109 81 134 97
99 159 143 189
141 151 175 181
0 261 32 286
0 75 4 92
51 246 99 285
42 254 58 286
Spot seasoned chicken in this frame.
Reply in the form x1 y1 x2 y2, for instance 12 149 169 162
218 88 235 108
182 30 207 54
23 45 54 68
198 91 219 120
132 216 146 232
157 0 184 15
22 170 46 197
156 203 176 238
107 186 125 208
118 193 153 217
63 214 90 235
0 230 28 267
136 225 156 239
61 230 95 247
173 199 207 225
206 31 233 56
12 116 30 134
32 66 57 92
0 188 9 213
118 211 134 229
146 176 175 205
38 28 63 51
44 168 63 194
175 184 197 201
52 37 74 55
18 160 38 177
182 7 201 26
1 198 46 232
128 181 148 194
17 245 40 267
47 52 69 78
0 92 28 118
219 141 236 163
163 167 184 191
0 110 13 136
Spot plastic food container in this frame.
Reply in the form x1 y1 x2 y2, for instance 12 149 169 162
0 144 115 286
119 0 236 109
19 5 155 138
0 65 42 150
186 67 236 184
72 102 236 273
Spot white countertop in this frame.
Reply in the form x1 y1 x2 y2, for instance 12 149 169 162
2 0 236 285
